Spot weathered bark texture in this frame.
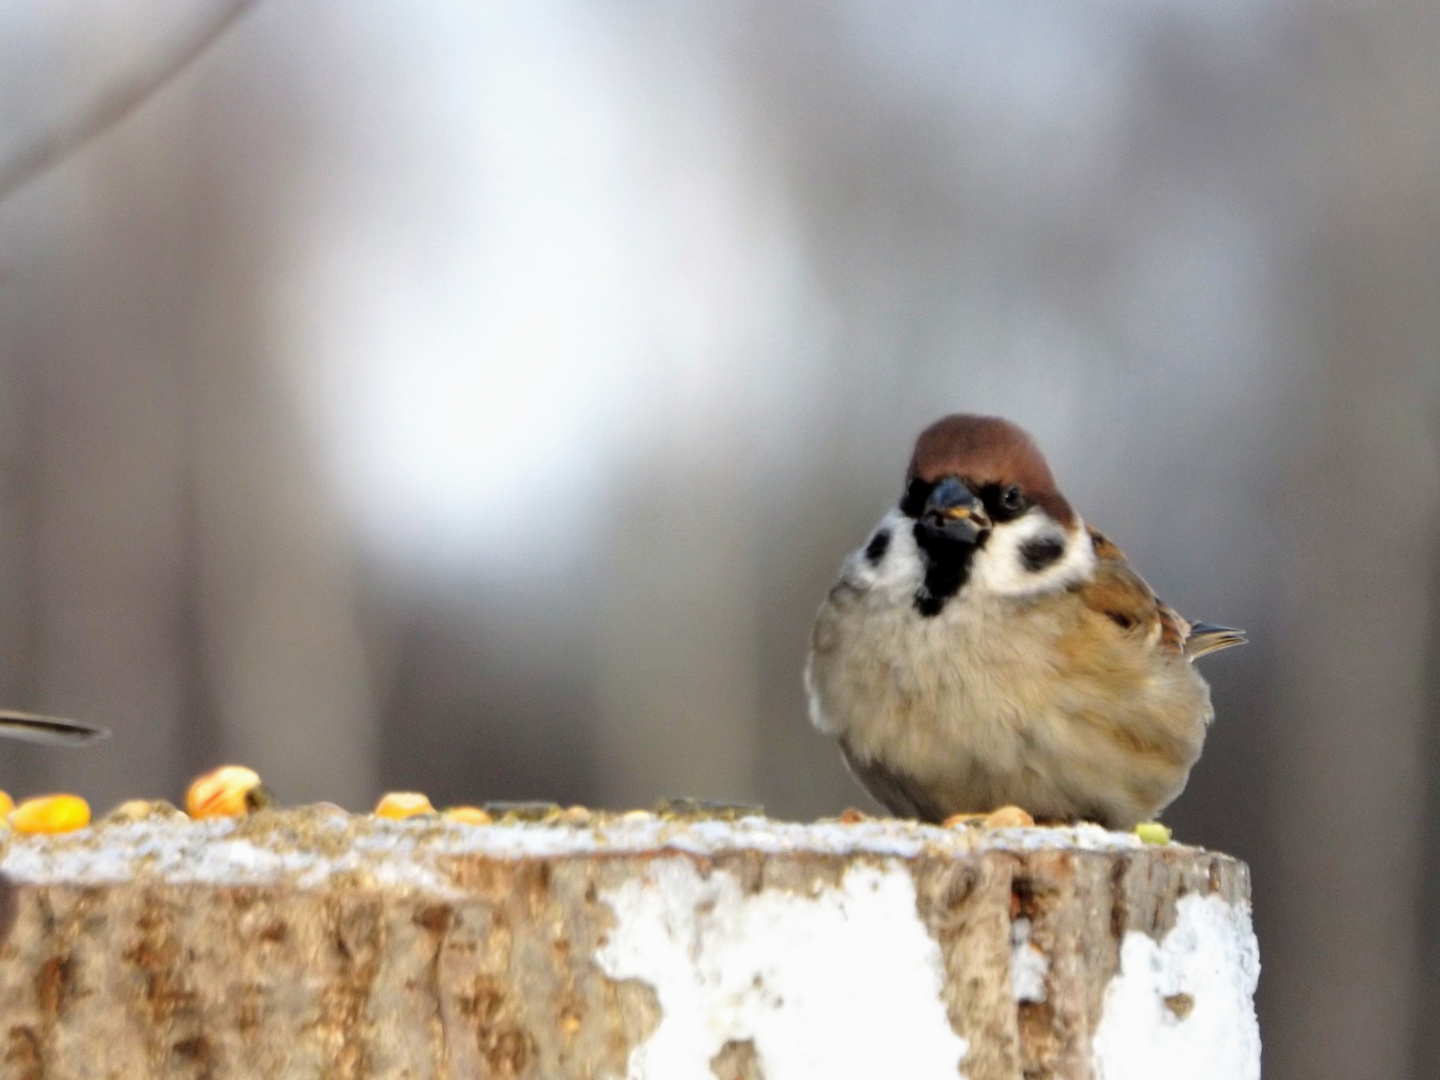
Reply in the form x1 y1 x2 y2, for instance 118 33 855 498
0 810 1257 1079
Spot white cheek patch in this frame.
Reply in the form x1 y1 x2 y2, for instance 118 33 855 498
841 509 926 601
970 514 1095 598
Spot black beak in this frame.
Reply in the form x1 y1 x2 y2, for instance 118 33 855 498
921 478 990 544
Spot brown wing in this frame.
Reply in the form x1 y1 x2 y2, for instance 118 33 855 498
1080 527 1184 655
1083 527 1244 660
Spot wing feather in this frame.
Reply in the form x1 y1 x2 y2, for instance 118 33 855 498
1079 527 1179 654
1081 527 1244 661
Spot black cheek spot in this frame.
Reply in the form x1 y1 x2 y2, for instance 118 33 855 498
1019 536 1065 573
864 529 891 564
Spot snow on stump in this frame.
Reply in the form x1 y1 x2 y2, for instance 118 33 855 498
0 808 1259 1079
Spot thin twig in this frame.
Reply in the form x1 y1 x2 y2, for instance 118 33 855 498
0 0 261 204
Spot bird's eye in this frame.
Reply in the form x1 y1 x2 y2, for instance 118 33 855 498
1001 485 1024 511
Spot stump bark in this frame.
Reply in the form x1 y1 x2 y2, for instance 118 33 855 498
0 809 1258 1079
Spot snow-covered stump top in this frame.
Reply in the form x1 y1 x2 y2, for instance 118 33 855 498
0 808 1258 1080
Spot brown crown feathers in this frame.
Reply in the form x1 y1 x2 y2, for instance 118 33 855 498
906 414 1075 527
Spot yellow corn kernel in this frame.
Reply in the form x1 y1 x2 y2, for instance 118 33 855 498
1135 821 1172 845
11 794 90 834
0 790 13 819
186 765 268 819
982 805 1035 829
443 805 492 825
375 792 435 820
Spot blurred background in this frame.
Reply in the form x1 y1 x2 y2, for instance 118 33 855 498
0 1 1436 1075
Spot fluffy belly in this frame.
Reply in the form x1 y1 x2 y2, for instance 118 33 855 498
808 592 1207 828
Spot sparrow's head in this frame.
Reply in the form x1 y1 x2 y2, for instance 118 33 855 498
896 414 1092 613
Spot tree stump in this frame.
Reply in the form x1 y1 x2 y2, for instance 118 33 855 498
0 808 1258 1079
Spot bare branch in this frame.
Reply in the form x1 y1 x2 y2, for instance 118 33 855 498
0 0 261 204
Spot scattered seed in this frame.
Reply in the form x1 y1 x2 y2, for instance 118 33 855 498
1135 822 1172 845
442 805 492 825
375 792 436 820
11 794 91 834
187 766 268 819
982 806 1035 829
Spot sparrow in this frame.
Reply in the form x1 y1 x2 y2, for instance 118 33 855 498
805 414 1244 830
0 711 108 746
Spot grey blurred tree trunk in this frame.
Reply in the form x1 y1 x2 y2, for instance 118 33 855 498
1 91 198 811
0 3 378 810
1421 524 1440 1078
1264 7 1440 1076
594 441 761 808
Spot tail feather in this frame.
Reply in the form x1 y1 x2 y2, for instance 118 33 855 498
1184 622 1247 660
0 710 109 745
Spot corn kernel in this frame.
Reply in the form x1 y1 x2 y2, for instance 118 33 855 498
1135 821 1172 845
982 805 1035 829
0 790 13 819
186 765 269 819
560 805 592 826
375 792 435 819
443 805 492 825
11 794 90 834
941 812 987 828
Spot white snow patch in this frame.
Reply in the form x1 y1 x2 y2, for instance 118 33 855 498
0 819 456 893
1009 917 1048 1003
0 815 1148 890
596 857 969 1080
1092 892 1260 1080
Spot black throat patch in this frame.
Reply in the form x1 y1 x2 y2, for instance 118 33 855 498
911 520 981 616
903 477 983 617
